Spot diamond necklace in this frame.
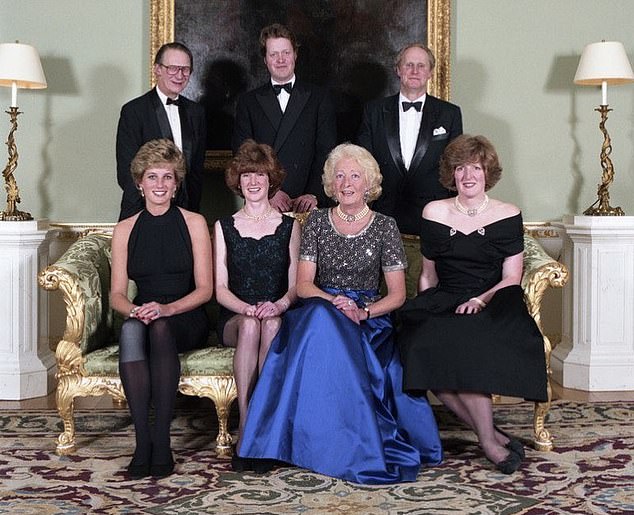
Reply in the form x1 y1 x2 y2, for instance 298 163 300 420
242 205 272 221
335 204 370 223
454 194 489 217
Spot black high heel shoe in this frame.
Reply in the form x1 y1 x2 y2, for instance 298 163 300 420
493 450 523 475
150 449 175 478
231 453 253 472
127 458 150 480
494 425 525 459
127 445 151 480
251 458 275 474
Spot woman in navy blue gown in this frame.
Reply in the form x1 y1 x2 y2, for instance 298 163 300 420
238 143 442 484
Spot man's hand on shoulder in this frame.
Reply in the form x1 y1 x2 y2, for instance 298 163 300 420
269 190 293 212
292 194 317 213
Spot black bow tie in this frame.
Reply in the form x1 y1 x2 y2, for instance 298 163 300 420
166 97 180 106
402 101 422 112
273 83 293 95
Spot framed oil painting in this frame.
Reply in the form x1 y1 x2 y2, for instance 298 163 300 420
150 0 451 169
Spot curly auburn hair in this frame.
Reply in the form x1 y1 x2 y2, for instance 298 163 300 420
225 139 286 198
439 134 503 191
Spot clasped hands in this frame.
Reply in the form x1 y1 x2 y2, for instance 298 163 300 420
243 300 285 318
129 302 167 324
332 294 365 325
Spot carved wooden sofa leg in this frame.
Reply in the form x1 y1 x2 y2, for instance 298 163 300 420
178 375 237 457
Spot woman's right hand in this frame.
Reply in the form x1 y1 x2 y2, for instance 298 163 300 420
243 304 258 317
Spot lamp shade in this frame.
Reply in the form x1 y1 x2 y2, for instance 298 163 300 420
574 41 634 85
0 43 47 89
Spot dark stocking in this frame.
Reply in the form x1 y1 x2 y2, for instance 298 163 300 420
148 319 181 466
119 319 151 465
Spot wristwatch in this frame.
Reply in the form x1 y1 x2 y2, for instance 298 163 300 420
363 306 371 320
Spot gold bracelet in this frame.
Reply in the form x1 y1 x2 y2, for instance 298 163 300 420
129 306 138 317
469 297 487 308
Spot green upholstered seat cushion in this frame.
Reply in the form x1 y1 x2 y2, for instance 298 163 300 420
84 344 235 377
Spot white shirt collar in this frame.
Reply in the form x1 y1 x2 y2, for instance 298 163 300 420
155 87 179 106
399 92 426 111
271 75 296 87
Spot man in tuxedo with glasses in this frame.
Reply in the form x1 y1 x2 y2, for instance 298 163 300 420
233 24 336 213
116 42 207 220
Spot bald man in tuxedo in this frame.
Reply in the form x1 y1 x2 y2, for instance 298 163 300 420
358 43 462 237
116 42 207 220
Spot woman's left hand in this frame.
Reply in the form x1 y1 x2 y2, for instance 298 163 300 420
254 301 282 319
455 299 484 315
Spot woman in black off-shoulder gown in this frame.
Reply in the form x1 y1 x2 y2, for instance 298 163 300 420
397 135 547 475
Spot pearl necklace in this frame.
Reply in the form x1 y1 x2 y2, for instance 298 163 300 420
335 204 370 223
242 205 272 221
454 194 489 217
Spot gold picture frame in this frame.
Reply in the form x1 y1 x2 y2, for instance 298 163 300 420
149 0 451 170
150 0 451 100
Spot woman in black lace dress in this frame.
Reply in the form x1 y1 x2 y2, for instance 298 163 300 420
398 135 548 474
111 139 213 479
214 140 300 469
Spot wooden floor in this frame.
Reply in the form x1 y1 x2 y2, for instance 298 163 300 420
1 381 633 410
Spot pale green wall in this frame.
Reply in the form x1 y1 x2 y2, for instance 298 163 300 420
1 1 633 222
0 0 147 222
453 0 634 221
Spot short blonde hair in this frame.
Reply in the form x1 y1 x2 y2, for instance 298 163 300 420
131 139 186 186
322 143 382 202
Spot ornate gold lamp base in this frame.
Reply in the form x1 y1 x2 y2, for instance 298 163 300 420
583 105 624 216
1 106 33 221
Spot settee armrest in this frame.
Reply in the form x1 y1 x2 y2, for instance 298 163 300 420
521 234 569 330
38 233 115 376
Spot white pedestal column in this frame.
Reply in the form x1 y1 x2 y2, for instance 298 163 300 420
552 215 634 391
0 220 55 399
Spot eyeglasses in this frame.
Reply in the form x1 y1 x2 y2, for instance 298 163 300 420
158 63 191 76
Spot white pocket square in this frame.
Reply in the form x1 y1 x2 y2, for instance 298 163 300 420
433 126 447 136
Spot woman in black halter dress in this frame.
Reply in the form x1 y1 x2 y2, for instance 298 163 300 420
214 140 300 471
111 139 213 479
397 135 548 475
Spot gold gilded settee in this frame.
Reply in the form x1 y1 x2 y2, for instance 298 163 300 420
38 226 567 457
38 233 236 457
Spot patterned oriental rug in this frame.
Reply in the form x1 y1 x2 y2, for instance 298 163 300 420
0 401 632 514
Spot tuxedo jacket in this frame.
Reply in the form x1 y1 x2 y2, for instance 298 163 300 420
232 79 336 205
116 88 207 220
358 94 462 235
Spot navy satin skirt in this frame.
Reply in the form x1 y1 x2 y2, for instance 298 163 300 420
239 288 442 484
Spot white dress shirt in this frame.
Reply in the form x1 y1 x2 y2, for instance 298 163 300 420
399 93 426 170
156 87 183 151
272 75 295 113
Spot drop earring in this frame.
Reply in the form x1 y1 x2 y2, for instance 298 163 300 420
138 187 144 198
363 190 369 203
